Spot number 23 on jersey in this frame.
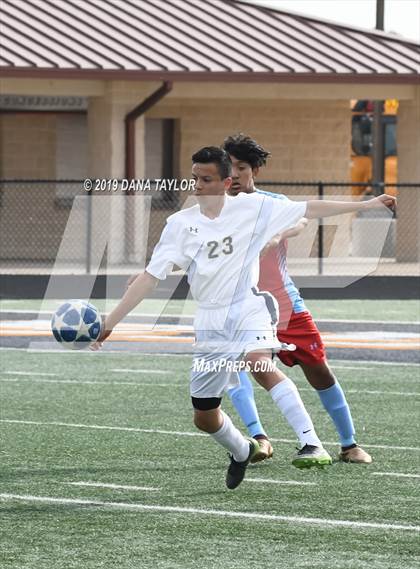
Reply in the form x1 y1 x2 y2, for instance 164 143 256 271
207 236 233 259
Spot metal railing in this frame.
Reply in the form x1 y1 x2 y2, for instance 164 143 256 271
257 181 419 274
0 179 418 275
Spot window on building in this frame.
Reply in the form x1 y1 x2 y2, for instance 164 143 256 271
145 118 178 208
384 118 397 157
55 113 88 206
351 114 372 156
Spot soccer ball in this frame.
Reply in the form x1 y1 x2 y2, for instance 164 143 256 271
51 300 102 350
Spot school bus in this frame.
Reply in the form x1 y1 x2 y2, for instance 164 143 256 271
350 99 398 196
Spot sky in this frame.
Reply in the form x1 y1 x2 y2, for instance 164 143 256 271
245 0 420 42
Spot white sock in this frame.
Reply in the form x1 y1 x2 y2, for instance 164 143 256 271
211 411 250 462
270 378 321 447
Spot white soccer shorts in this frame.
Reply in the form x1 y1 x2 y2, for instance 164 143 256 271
190 289 285 399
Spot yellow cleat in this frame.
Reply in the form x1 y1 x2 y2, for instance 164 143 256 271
339 445 372 464
250 438 274 464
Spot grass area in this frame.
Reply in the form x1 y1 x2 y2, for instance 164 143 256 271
305 299 420 322
0 298 197 316
1 298 420 321
1 348 419 569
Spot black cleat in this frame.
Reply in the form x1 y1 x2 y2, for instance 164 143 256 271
226 438 259 490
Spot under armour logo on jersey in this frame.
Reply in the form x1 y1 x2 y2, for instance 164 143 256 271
189 227 198 233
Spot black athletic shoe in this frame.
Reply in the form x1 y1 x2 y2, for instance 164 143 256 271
226 438 259 490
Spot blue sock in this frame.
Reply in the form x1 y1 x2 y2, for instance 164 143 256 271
227 371 267 439
317 382 356 447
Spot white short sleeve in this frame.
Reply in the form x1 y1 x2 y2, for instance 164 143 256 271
146 220 189 280
261 196 307 243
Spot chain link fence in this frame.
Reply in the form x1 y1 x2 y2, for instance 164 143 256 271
0 180 418 276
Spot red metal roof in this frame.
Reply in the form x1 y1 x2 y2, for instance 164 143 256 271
0 0 419 82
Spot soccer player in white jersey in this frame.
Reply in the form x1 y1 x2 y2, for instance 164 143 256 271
93 147 395 489
222 133 383 464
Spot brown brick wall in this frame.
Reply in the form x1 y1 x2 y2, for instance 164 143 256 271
0 97 351 264
147 99 350 183
0 113 56 179
146 98 351 256
396 89 420 262
0 113 88 261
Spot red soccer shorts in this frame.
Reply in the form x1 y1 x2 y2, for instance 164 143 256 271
277 311 326 367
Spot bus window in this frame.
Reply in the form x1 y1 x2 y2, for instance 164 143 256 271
351 115 372 156
384 120 397 157
351 99 398 196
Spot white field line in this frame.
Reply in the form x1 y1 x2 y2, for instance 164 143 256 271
0 309 52 315
372 472 420 479
1 371 58 376
0 309 195 319
133 357 420 366
1 346 419 367
66 482 160 491
1 419 418 452
245 478 316 486
0 347 193 357
328 359 420 368
300 387 419 397
328 366 374 371
106 352 191 358
316 318 420 326
2 308 419 326
0 419 208 438
1 345 420 368
0 378 176 387
1 377 418 397
111 368 167 374
269 439 416 452
0 493 418 532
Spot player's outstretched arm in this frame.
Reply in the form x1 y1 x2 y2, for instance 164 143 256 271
305 194 396 219
91 271 158 350
125 274 138 290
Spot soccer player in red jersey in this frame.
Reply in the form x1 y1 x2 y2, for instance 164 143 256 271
223 134 373 464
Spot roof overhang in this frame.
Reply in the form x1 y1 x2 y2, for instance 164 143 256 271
1 68 419 85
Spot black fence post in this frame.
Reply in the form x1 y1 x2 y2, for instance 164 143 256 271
318 181 324 275
86 187 92 274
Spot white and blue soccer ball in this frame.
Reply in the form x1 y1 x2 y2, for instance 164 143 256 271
51 300 102 350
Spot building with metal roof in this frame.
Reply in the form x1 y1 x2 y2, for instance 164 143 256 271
1 0 419 81
0 0 419 266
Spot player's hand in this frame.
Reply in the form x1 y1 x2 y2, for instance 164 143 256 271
260 233 283 258
260 237 280 258
365 194 396 212
125 274 138 291
90 316 113 351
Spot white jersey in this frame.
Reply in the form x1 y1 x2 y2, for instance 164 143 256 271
146 192 306 307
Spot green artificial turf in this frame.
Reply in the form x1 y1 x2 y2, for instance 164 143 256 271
1 298 420 322
1 347 419 569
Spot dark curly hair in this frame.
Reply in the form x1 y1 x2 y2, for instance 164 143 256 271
222 134 271 169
